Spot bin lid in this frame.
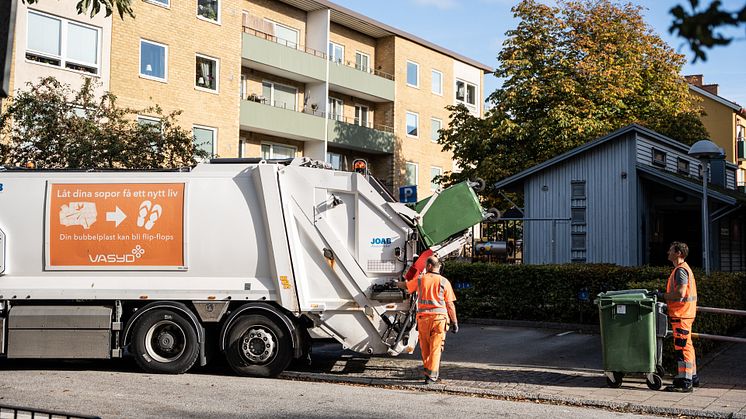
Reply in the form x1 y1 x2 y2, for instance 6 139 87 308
597 289 652 303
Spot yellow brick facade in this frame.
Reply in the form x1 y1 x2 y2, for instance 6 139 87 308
329 23 376 70
110 0 242 158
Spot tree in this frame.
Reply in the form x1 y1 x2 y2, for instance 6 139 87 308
22 0 134 19
670 0 746 62
0 77 207 169
438 0 708 203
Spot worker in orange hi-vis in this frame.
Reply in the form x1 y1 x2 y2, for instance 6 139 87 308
399 255 458 384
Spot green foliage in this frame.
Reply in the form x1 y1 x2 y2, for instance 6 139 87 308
445 262 746 366
0 77 206 169
22 0 134 19
438 0 709 206
670 0 746 62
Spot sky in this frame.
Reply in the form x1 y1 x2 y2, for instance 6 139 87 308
331 0 746 107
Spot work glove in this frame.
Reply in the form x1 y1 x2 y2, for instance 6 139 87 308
450 323 459 334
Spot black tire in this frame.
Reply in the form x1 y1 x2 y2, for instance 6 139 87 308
131 309 199 374
606 371 624 388
225 314 293 378
646 374 663 390
656 365 666 378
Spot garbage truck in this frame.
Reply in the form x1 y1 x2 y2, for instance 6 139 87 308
0 158 487 377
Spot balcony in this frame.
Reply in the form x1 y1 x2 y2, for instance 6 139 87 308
240 98 325 142
328 59 395 103
327 116 394 154
242 27 326 83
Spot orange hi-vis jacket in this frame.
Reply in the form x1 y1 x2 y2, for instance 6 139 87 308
407 272 456 317
667 261 697 319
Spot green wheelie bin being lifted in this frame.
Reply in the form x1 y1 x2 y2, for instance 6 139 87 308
596 289 668 390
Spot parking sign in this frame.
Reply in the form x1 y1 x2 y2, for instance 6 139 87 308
399 185 417 203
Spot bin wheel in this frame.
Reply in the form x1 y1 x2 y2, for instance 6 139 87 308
606 372 624 388
646 374 663 390
655 365 666 378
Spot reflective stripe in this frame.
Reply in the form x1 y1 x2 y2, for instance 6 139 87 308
672 296 697 302
419 307 448 314
420 299 442 306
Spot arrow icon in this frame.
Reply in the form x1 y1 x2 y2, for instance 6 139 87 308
106 206 127 227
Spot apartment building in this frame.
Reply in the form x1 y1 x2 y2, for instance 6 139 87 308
9 0 490 196
686 75 746 189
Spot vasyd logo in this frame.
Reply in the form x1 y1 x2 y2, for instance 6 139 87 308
88 245 145 264
370 237 392 247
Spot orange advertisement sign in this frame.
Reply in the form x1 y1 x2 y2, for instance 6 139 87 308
47 183 186 269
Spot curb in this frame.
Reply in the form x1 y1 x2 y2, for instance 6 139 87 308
281 371 745 419
464 318 600 334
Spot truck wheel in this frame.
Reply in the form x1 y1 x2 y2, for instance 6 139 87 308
131 309 199 374
225 314 292 377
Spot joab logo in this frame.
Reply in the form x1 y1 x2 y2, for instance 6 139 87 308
370 237 393 247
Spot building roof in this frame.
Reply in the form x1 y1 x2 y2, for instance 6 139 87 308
689 84 743 112
636 163 738 206
277 0 494 72
494 124 688 190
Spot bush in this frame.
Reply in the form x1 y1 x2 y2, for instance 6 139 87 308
445 262 746 367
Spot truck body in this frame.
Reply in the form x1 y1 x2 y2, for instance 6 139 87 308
0 158 485 376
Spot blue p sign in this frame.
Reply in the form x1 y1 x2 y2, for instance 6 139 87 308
399 185 417 203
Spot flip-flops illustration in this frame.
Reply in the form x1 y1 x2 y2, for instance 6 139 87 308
136 200 163 231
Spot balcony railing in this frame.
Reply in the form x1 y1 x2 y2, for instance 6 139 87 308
243 26 327 59
245 94 393 133
243 26 395 82
328 58 395 81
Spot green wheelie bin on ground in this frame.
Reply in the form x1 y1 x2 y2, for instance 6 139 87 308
596 289 666 390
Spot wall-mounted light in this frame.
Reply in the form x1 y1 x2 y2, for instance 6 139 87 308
673 193 687 203
621 171 628 179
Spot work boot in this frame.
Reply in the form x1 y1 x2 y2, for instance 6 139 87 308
692 375 700 387
424 376 441 385
665 378 693 393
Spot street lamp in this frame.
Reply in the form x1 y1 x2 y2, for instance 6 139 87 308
688 139 725 275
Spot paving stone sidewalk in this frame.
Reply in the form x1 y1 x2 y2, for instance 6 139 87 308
283 323 746 418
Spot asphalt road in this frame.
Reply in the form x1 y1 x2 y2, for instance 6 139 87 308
0 362 658 418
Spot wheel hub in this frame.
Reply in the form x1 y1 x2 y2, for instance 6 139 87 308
241 328 276 363
145 320 186 363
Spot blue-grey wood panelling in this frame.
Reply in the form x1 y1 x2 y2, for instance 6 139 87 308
523 134 635 265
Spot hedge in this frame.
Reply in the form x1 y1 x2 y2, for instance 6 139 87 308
444 262 746 368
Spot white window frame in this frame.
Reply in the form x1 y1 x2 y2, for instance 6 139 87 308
195 53 220 93
456 78 478 108
193 125 217 159
431 69 443 95
354 104 370 128
355 51 371 73
430 117 442 143
25 10 102 76
137 115 162 129
263 19 299 48
406 111 419 138
328 97 344 121
139 39 168 82
406 60 419 88
329 42 344 64
196 0 221 24
262 80 298 110
405 161 419 187
261 142 297 159
144 0 170 8
430 166 442 192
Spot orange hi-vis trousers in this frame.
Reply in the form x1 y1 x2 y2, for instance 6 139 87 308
671 317 696 381
418 314 447 381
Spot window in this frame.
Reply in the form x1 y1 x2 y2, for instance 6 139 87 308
406 112 418 137
431 70 442 95
140 40 167 81
354 105 369 127
406 61 419 87
26 11 100 75
193 125 216 158
145 0 169 7
355 51 370 73
677 158 690 175
328 42 344 64
261 143 296 159
262 81 297 110
197 0 219 22
456 79 477 107
571 181 586 199
571 208 586 225
405 162 418 186
430 118 442 142
430 167 442 192
571 233 586 251
195 54 219 92
328 97 343 120
137 115 161 130
327 152 342 170
652 148 667 167
264 19 298 48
